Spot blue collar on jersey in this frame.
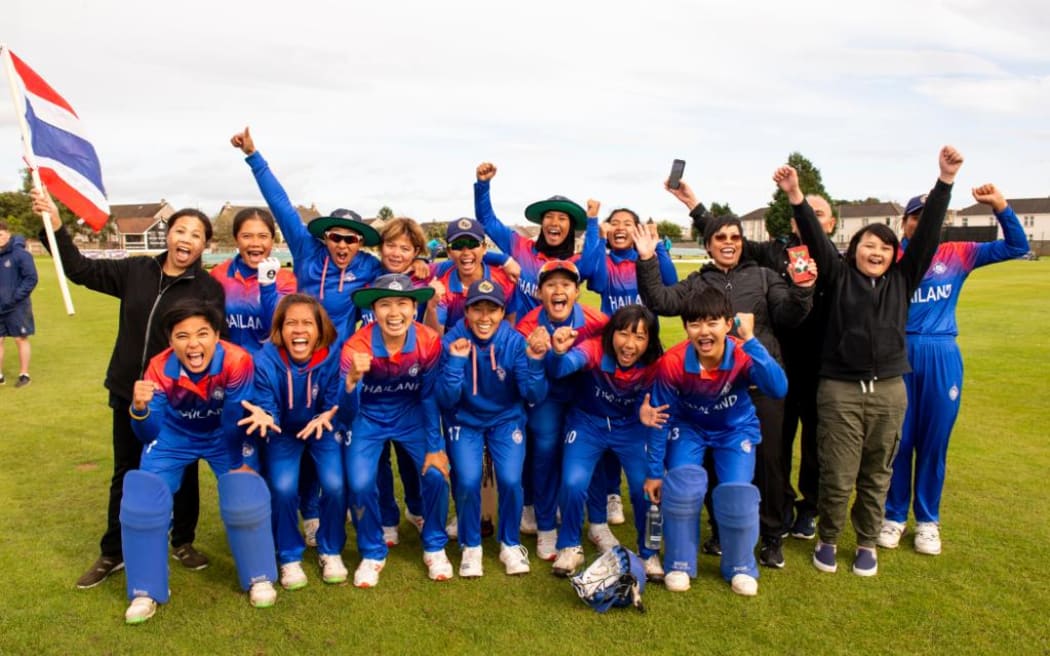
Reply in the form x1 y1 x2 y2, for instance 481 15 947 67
538 303 585 332
683 337 734 375
227 254 257 281
370 321 418 358
164 341 227 380
448 263 491 293
608 247 639 265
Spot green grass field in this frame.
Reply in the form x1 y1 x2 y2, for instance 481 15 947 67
1 258 1047 655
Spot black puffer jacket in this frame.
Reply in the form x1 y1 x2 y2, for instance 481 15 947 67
637 256 813 363
43 226 225 401
793 179 951 381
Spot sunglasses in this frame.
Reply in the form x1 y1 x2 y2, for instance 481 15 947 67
326 232 362 245
448 238 482 251
711 233 742 243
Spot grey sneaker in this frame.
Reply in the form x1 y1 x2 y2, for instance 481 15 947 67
76 555 125 589
14 374 29 388
172 543 209 570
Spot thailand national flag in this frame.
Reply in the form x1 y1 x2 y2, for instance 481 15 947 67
7 50 110 230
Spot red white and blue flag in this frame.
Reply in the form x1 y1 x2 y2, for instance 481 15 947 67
5 49 110 230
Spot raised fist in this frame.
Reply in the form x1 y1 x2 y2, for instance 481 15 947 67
734 312 755 341
526 327 552 359
132 380 156 412
476 162 497 182
550 326 578 354
257 257 280 286
772 165 802 204
448 338 472 358
971 183 1007 213
231 126 256 156
586 199 601 218
346 351 373 387
938 145 964 183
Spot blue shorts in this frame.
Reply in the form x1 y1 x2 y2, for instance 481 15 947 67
0 304 34 338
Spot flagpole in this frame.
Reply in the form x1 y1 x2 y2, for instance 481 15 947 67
0 45 76 315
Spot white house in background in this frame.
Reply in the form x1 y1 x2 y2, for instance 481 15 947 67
739 208 771 243
833 202 903 248
957 197 1050 243
111 201 175 250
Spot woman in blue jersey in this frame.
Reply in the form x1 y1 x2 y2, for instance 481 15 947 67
879 183 1028 555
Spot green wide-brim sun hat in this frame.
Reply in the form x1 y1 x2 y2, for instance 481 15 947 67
352 282 435 310
524 196 587 231
307 213 381 247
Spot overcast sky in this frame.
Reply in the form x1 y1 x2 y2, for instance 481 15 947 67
3 0 1049 228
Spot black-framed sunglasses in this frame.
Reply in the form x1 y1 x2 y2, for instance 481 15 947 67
326 232 362 245
448 238 482 251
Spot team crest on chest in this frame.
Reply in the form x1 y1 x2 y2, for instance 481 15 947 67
495 366 506 381
343 272 357 282
408 363 420 377
242 442 255 458
212 387 225 401
932 262 948 275
740 439 752 454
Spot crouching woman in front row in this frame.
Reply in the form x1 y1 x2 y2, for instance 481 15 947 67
121 300 278 624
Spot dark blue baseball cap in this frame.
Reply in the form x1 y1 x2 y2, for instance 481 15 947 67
465 279 505 308
904 194 927 217
447 217 485 242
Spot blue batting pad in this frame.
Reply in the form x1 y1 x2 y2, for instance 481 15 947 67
712 483 760 582
662 465 707 577
121 470 173 603
218 472 278 591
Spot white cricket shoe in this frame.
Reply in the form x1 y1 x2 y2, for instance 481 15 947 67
354 558 386 588
914 522 942 555
249 581 277 608
643 554 665 582
382 525 400 547
587 523 620 553
520 505 538 535
499 543 531 576
424 549 454 581
536 529 558 561
124 596 157 624
319 554 348 584
607 494 626 525
551 546 585 577
280 561 308 590
877 520 906 549
405 509 424 533
446 515 459 541
731 574 758 596
664 571 690 592
459 545 483 578
302 518 320 548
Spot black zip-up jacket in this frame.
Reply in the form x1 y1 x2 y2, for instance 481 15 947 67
42 226 225 402
793 178 952 381
637 256 813 364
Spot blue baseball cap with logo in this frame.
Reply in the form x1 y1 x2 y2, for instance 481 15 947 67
465 279 505 308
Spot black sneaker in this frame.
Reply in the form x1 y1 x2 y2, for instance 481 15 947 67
791 513 817 540
76 555 125 589
14 374 30 388
172 543 210 570
0 374 5 385
759 537 785 569
701 537 722 556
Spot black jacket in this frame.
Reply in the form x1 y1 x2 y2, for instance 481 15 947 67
637 256 813 364
43 226 225 401
793 179 951 381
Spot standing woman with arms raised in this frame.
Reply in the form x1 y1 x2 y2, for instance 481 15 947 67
879 183 1029 555
31 188 220 588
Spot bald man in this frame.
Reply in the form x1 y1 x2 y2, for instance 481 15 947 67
664 182 837 569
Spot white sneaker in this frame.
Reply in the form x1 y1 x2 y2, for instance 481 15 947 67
124 596 157 624
354 558 386 588
664 571 690 592
914 522 942 555
520 505 538 535
587 523 620 553
877 520 906 549
446 515 459 541
424 549 454 581
319 554 348 584
499 543 531 576
280 561 308 590
249 581 277 608
382 525 400 547
459 545 483 578
302 518 320 548
551 546 585 577
536 529 558 561
607 494 626 525
643 554 665 582
405 509 424 533
730 573 758 597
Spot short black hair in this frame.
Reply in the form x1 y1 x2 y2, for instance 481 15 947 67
232 207 276 238
162 299 225 336
680 287 734 324
167 208 214 243
602 305 663 366
702 215 744 248
846 223 899 272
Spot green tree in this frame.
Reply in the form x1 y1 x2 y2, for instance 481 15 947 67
656 220 682 241
690 201 734 241
765 152 832 238
377 206 395 221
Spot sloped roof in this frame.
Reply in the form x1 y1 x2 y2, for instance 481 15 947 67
958 197 1050 215
836 202 903 219
110 202 166 220
740 207 767 223
114 216 164 234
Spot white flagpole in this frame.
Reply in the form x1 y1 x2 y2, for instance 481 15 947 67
1 45 76 315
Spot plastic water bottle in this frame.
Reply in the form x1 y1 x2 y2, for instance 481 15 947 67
644 503 663 550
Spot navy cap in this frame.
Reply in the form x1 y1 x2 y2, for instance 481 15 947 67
447 217 485 242
465 279 505 308
904 194 927 217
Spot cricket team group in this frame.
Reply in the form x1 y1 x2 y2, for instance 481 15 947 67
32 132 1029 624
